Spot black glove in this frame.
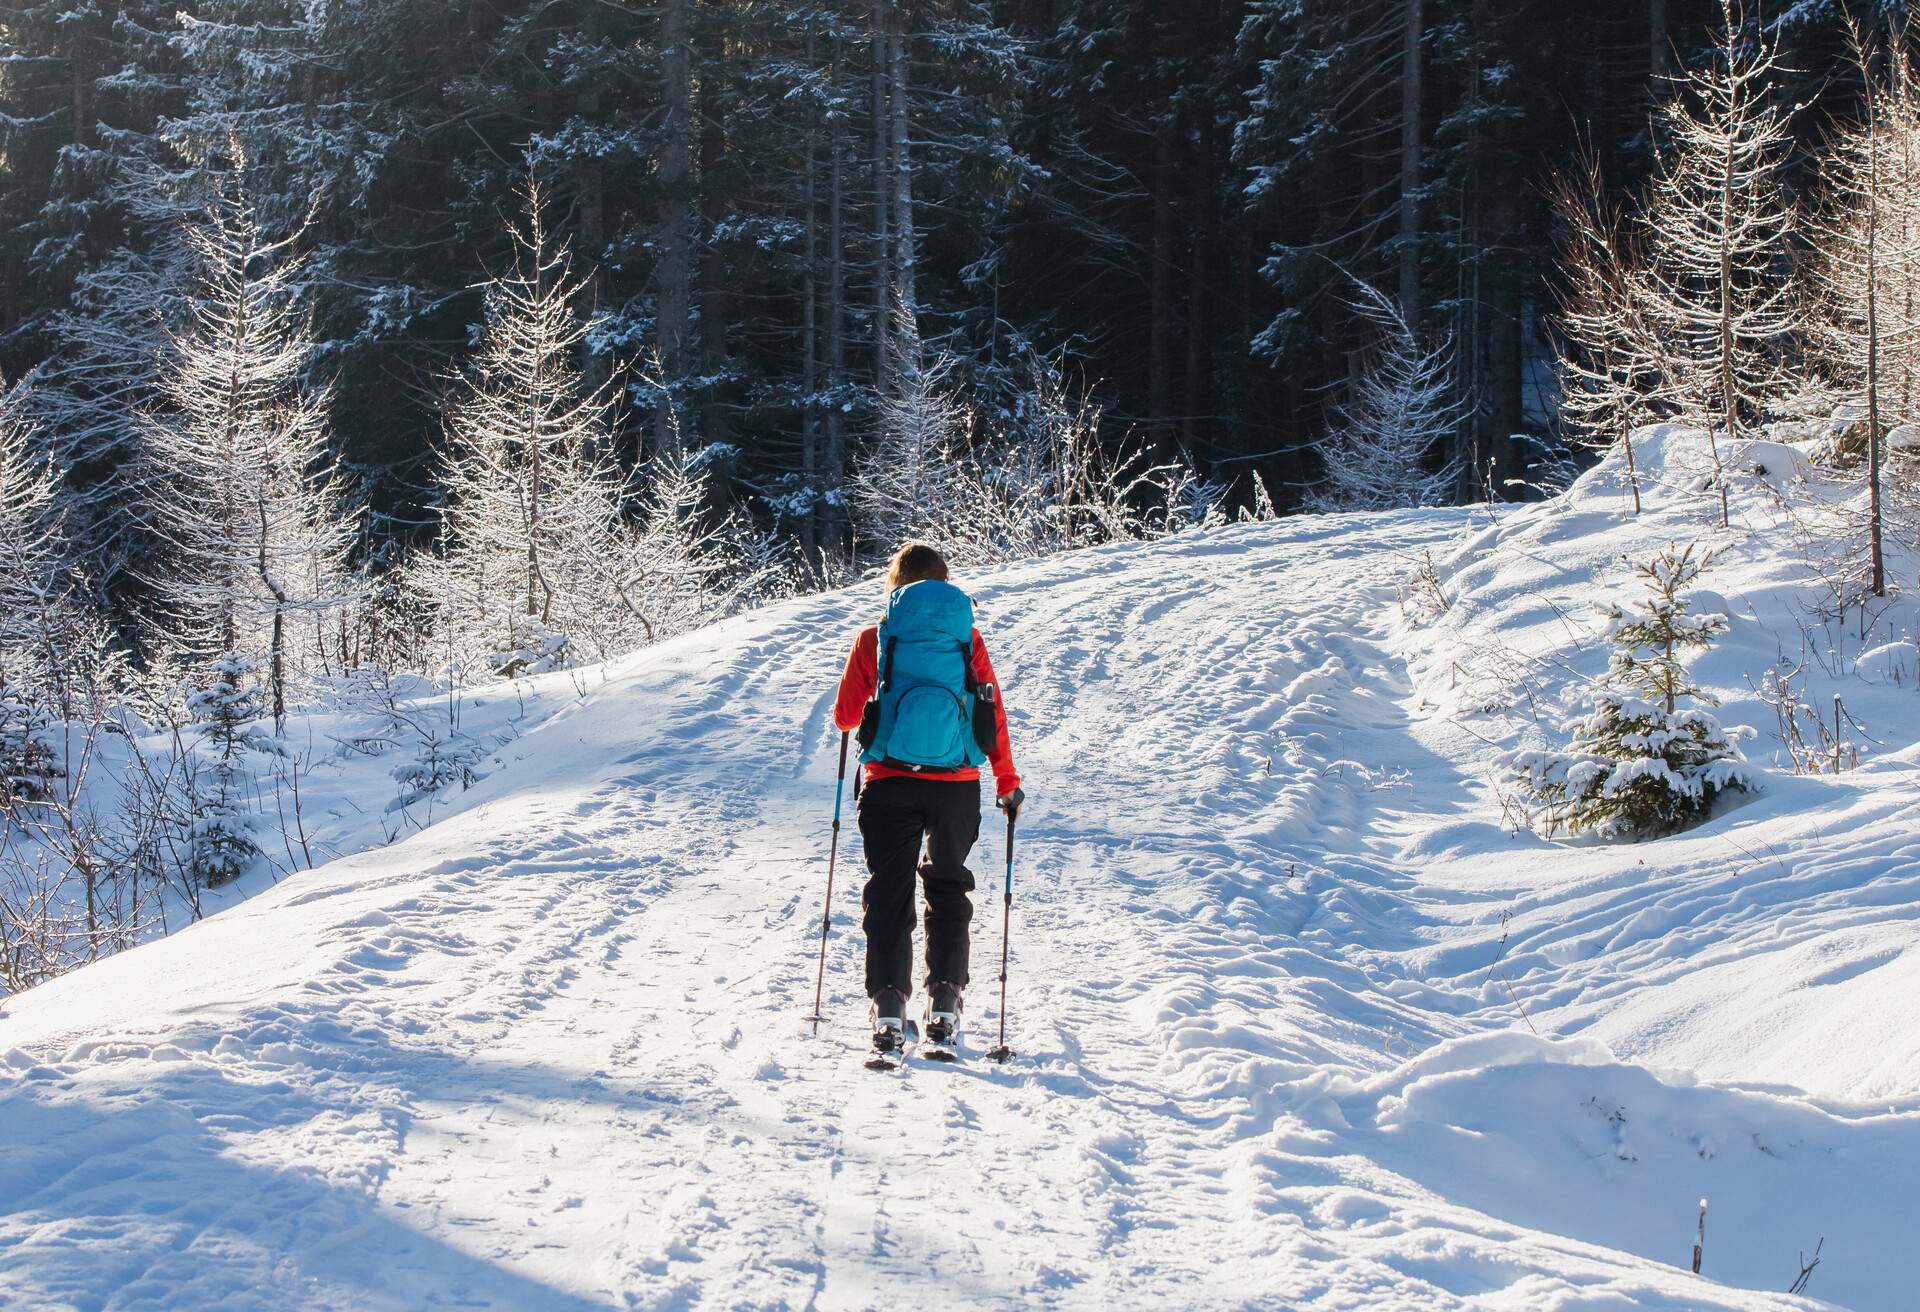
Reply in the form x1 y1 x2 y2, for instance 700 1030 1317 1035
996 786 1025 821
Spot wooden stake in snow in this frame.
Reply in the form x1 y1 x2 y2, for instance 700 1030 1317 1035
1692 1198 1708 1274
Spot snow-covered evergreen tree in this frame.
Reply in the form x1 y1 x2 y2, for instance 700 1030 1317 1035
142 182 357 725
1306 278 1465 513
1512 544 1756 840
1638 0 1798 527
185 652 280 888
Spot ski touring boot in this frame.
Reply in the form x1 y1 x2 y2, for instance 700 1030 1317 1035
922 981 962 1062
866 988 912 1071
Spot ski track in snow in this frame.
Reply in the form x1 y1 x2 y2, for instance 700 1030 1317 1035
2 486 1915 1309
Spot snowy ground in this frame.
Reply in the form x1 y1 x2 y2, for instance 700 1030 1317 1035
3 431 1918 1309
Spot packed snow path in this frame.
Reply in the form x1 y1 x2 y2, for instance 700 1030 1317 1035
4 505 1916 1309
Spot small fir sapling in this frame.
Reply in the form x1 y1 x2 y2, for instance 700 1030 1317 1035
1511 544 1757 839
186 653 283 888
0 675 58 810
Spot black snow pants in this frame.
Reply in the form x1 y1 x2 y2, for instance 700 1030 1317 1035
857 774 981 1000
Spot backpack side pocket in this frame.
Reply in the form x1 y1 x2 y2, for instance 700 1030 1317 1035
972 683 997 757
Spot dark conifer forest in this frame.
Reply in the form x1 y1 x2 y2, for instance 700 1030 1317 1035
0 0 1897 597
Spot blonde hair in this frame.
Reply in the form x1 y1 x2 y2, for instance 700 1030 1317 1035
885 542 950 592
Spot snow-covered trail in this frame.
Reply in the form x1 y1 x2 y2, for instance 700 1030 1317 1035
2 506 1912 1309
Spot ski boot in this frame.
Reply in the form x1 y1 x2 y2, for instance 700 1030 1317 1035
866 988 910 1071
923 981 962 1060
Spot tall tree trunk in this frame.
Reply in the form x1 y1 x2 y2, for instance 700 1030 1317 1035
1183 105 1214 453
1455 67 1484 500
655 0 692 456
871 0 893 394
1649 0 1668 82
576 6 608 417
828 32 849 550
1149 113 1175 440
801 25 820 556
1866 87 1885 597
699 17 732 451
891 5 917 321
1399 0 1424 327
71 30 90 148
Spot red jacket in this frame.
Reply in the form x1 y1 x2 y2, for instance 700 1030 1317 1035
834 625 1020 796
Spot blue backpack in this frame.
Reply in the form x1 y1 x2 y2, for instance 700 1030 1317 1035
857 579 996 771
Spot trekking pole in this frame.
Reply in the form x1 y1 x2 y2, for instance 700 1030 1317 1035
808 731 851 1035
986 806 1017 1063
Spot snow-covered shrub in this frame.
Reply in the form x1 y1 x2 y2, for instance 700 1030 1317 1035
0 674 58 812
390 718 490 811
491 617 571 680
185 653 281 888
855 333 1251 565
1511 544 1756 839
1306 277 1466 513
602 447 792 652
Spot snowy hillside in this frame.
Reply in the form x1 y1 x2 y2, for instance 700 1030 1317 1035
3 432 1919 1310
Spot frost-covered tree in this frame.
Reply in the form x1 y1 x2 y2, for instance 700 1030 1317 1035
25 206 196 620
1638 0 1798 528
141 184 357 726
1550 154 1665 516
1512 544 1756 839
612 448 789 648
420 179 637 677
1306 277 1465 513
0 389 68 806
851 303 970 547
0 386 67 650
1808 23 1920 598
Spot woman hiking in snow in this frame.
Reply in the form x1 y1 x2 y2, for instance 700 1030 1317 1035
833 543 1023 1059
